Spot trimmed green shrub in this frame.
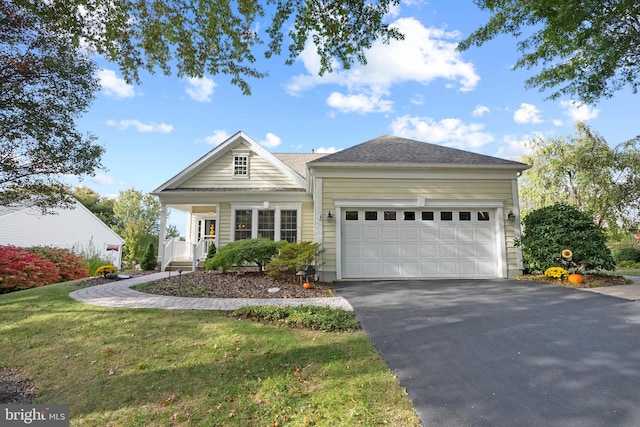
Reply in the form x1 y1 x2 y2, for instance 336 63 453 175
28 246 89 281
205 242 216 260
230 305 360 332
140 242 157 270
267 241 320 277
516 203 615 273
203 238 279 272
612 247 640 263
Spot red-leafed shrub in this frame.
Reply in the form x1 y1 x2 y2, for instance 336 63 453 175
28 246 89 281
0 245 61 291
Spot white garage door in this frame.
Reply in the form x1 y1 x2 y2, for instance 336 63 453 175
341 209 498 279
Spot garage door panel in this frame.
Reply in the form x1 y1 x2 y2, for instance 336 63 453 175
420 244 437 258
401 227 418 240
401 244 418 257
440 244 457 258
421 261 439 275
478 261 497 275
457 226 475 240
439 227 456 240
420 227 437 239
383 262 401 276
383 244 400 257
342 208 499 279
382 227 399 239
459 243 477 258
344 243 362 258
363 244 380 257
363 227 381 240
459 262 477 275
403 262 419 276
476 227 493 240
343 262 362 277
363 262 380 276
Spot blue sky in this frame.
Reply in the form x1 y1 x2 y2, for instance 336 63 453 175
70 1 640 235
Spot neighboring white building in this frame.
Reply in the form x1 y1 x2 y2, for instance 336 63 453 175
0 200 124 268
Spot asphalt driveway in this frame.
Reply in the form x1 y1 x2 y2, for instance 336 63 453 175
333 279 640 427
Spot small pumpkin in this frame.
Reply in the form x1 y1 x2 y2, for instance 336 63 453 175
567 273 583 285
303 282 312 289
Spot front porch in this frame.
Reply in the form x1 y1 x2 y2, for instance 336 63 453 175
161 237 215 271
159 203 219 272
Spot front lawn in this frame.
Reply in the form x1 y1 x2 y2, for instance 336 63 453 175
0 284 420 426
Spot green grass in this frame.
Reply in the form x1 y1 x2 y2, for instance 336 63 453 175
616 267 640 276
0 284 420 426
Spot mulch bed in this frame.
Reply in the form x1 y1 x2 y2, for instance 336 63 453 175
73 270 334 299
519 274 633 288
0 368 38 404
135 271 333 299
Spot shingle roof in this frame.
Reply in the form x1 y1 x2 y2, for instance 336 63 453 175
274 153 329 177
309 135 528 168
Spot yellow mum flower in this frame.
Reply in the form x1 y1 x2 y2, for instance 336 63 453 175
561 249 573 259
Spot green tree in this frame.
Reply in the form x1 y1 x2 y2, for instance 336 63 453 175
517 203 615 273
519 123 640 231
113 189 161 267
459 1 640 103
14 0 402 95
0 1 104 212
74 186 117 228
140 242 157 271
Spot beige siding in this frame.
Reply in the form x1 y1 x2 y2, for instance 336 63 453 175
301 202 315 242
320 178 519 276
180 148 301 189
217 203 232 247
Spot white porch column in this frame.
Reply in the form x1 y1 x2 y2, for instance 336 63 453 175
159 203 168 269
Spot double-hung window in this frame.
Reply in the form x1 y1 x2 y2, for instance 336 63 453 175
232 205 300 242
232 150 249 177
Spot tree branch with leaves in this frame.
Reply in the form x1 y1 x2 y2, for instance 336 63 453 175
459 0 640 104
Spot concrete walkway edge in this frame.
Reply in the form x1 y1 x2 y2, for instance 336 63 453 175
69 272 353 311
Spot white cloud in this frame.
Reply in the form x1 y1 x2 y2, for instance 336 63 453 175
203 130 230 145
98 69 134 99
553 119 564 126
472 105 490 117
316 147 339 153
410 94 424 105
286 17 480 114
327 92 394 114
185 77 216 102
390 115 494 149
513 103 543 124
90 173 115 185
560 100 599 122
106 119 173 133
495 133 541 161
258 133 282 148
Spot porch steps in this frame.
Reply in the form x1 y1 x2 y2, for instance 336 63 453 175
165 260 204 272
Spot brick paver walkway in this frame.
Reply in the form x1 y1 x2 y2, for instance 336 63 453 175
69 272 353 311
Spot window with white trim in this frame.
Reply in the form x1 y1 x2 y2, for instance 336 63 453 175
280 210 297 242
232 151 249 177
234 209 252 240
258 210 275 240
232 205 300 242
